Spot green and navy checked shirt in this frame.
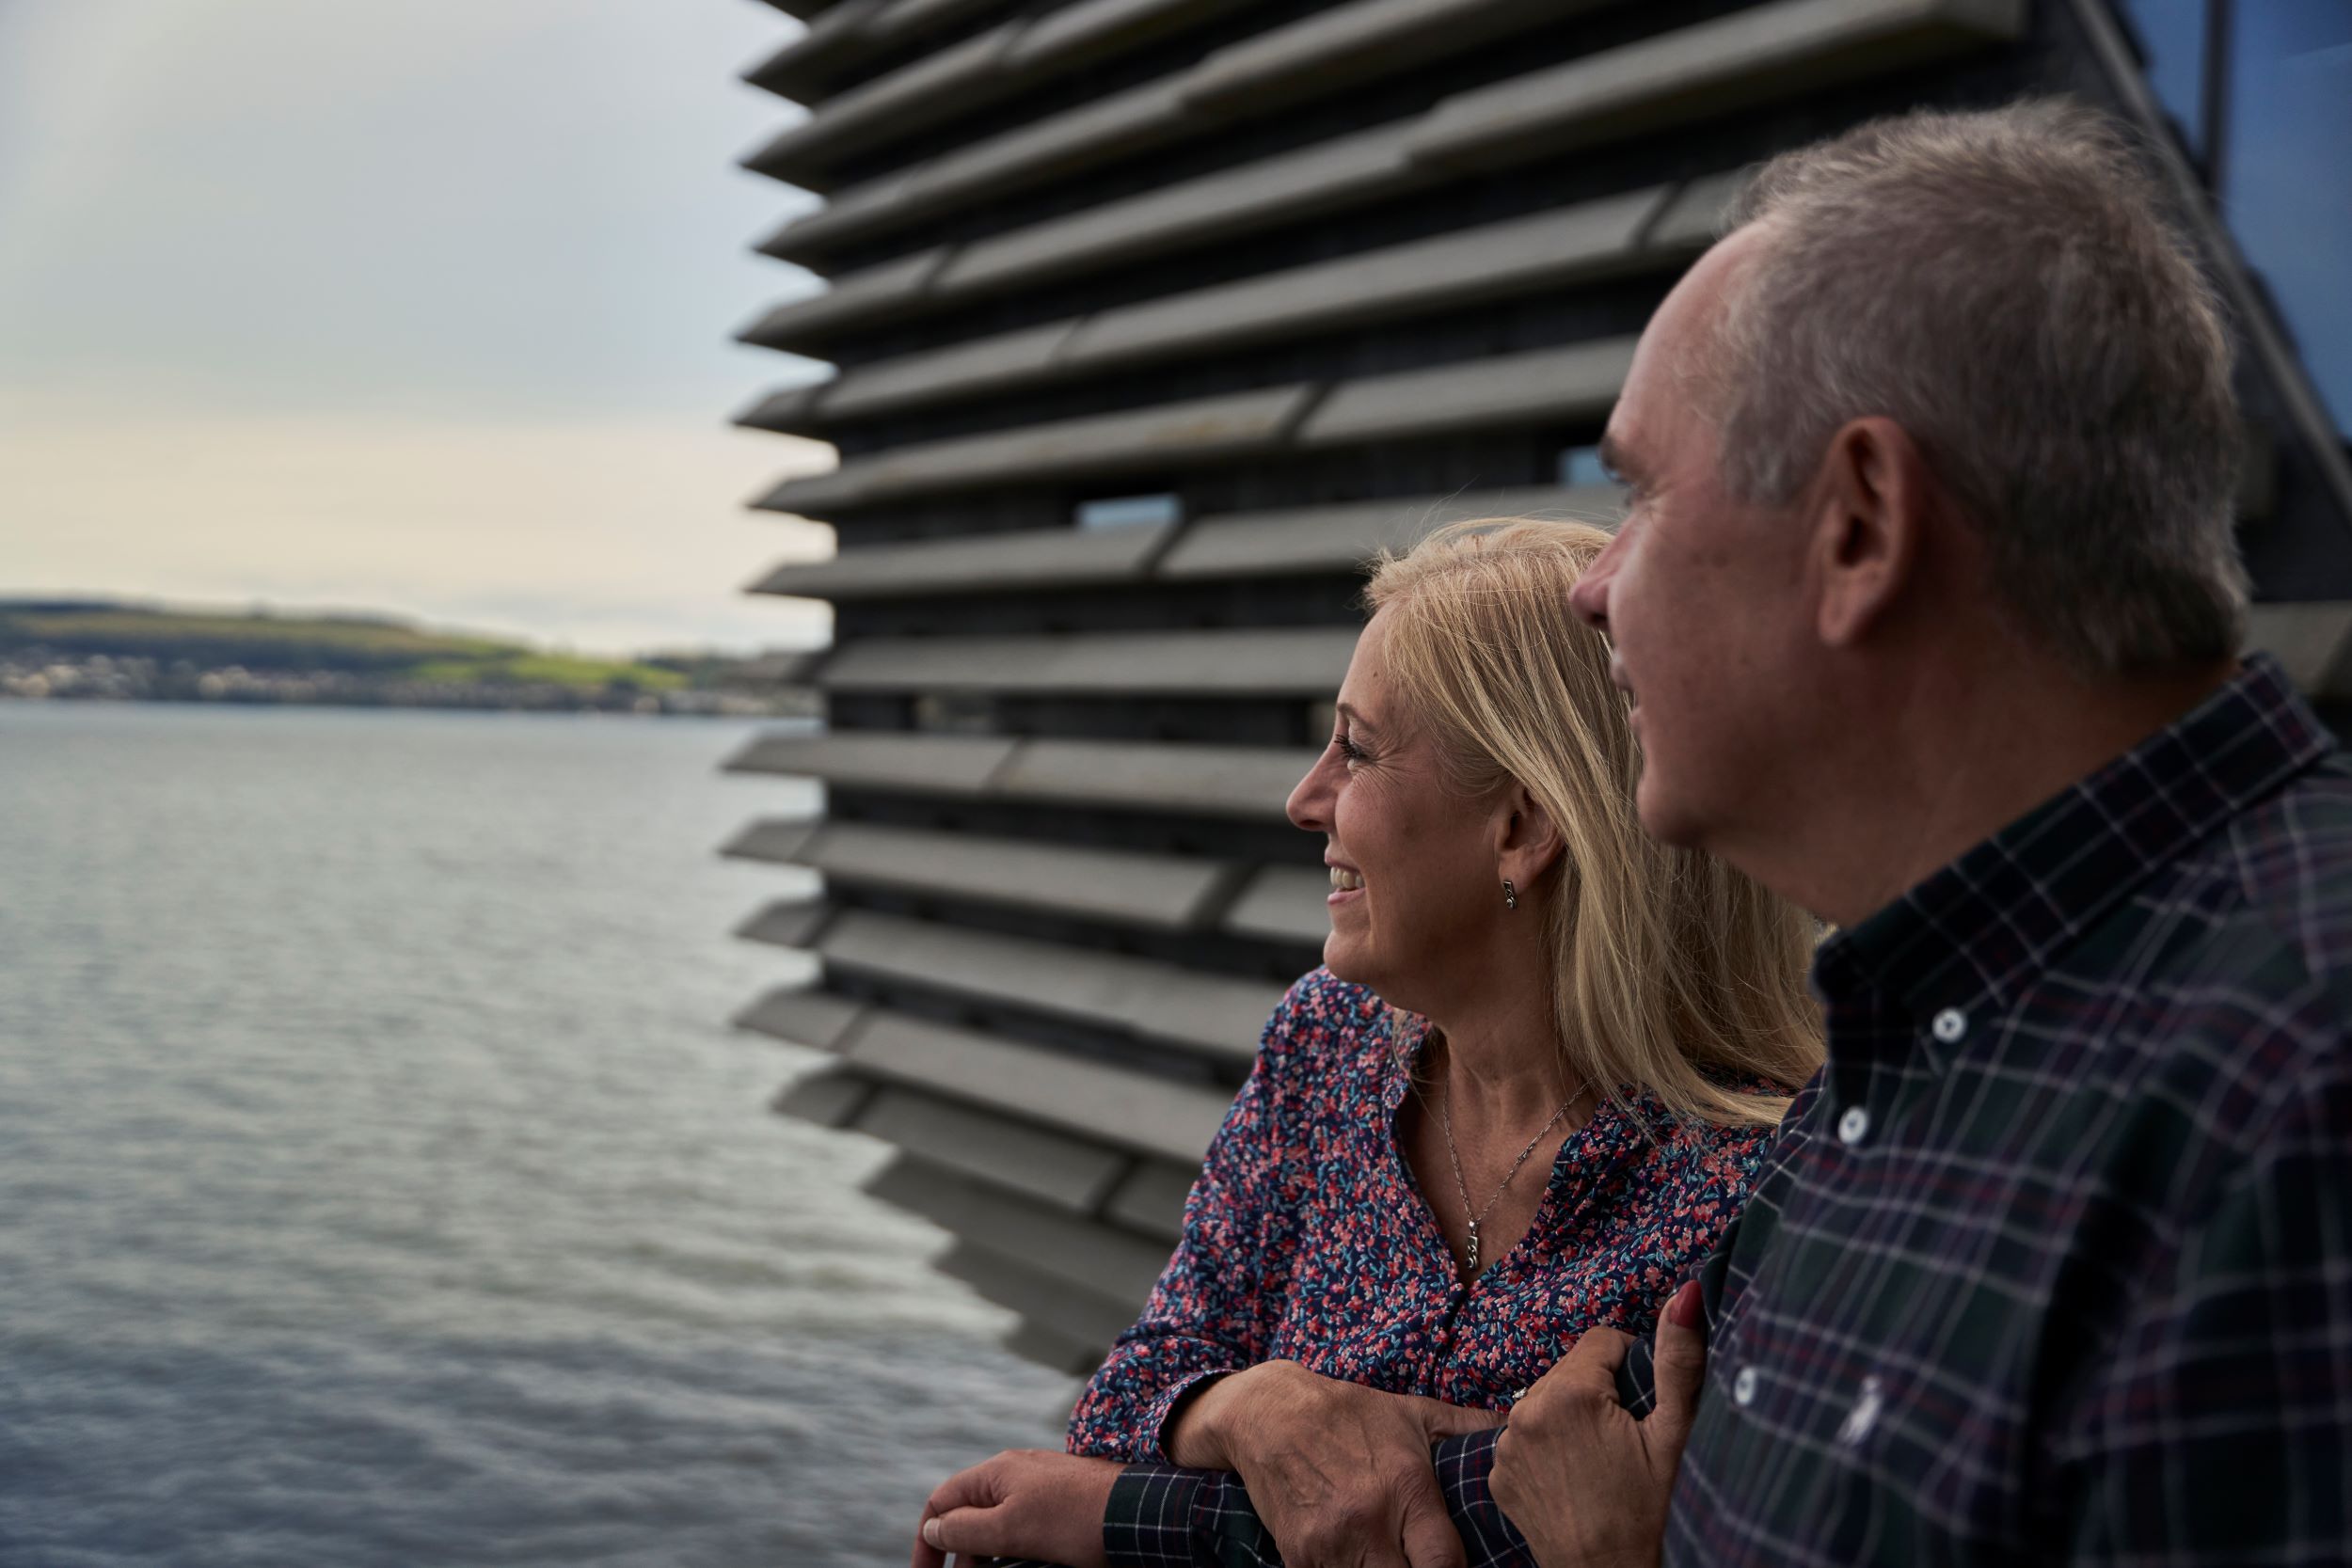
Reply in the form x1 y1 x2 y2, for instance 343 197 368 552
1091 653 2352 1567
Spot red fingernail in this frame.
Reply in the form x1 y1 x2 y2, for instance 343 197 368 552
1666 1279 1703 1329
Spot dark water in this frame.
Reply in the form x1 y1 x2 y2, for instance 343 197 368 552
0 702 1072 1568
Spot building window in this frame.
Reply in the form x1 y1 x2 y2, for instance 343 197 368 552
2116 0 2212 157
2220 0 2351 443
1074 493 1183 531
1557 445 1612 489
2117 0 2351 443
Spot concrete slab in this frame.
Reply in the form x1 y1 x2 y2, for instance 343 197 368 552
1222 863 1335 945
1182 0 1585 115
770 1066 876 1129
818 321 1080 420
1298 337 1636 448
792 820 1244 928
818 626 1360 695
733 896 839 950
723 731 1019 793
818 906 1279 1063
868 1155 1175 1302
902 79 1196 210
745 25 1015 181
1642 167 1751 250
2248 602 2352 700
1065 186 1666 369
1408 0 2026 171
1160 485 1621 578
1104 1157 1199 1240
753 519 1173 598
732 384 830 436
742 0 887 103
844 1006 1235 1161
938 122 1419 297
934 1239 1144 1348
999 1317 1109 1377
736 246 949 347
854 1084 1130 1212
1011 0 1242 68
733 985 870 1053
719 816 823 865
994 738 1321 819
760 384 1314 513
812 185 1666 420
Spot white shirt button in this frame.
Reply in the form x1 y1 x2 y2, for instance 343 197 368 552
1931 1007 1967 1044
1838 1375 1884 1446
1837 1105 1870 1146
1732 1365 1758 1406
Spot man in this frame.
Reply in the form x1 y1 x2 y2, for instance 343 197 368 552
920 99 2352 1567
1497 92 2352 1566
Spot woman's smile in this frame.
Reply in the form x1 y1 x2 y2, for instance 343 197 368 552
1326 859 1364 906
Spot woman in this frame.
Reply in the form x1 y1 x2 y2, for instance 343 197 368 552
914 520 1823 1568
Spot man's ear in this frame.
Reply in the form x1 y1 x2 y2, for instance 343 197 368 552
1810 416 1932 648
1495 783 1565 888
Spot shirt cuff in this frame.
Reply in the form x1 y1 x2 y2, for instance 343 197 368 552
1139 1366 1238 1463
1433 1428 1532 1561
1104 1464 1207 1568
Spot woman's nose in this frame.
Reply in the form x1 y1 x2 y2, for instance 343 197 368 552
1287 749 1336 832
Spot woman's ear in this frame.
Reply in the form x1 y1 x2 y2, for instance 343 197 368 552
1495 782 1565 888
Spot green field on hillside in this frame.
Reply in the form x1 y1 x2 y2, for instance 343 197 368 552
0 603 689 691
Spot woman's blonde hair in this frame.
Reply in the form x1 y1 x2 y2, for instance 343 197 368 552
1367 517 1824 1127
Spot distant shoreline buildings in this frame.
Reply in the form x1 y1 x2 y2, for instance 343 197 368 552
0 601 818 717
0 652 794 716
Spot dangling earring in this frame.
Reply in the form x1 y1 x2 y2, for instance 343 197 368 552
1502 879 1518 911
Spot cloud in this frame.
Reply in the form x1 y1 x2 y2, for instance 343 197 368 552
0 0 843 652
0 0 824 420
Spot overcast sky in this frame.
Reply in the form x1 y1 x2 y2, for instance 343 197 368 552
0 0 836 655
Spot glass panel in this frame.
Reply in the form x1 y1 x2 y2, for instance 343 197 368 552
2223 0 2352 441
1074 492 1183 531
1557 445 1611 488
2116 0 2210 157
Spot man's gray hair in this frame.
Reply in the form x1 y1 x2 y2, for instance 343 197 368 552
1709 99 2248 677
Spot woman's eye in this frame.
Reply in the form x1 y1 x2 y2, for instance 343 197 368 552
1335 734 1370 766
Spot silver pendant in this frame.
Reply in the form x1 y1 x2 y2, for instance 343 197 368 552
1465 1219 1481 1275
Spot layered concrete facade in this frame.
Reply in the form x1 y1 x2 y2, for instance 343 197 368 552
728 0 2352 1374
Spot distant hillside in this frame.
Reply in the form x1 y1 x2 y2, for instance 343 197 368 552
0 600 808 715
0 601 688 690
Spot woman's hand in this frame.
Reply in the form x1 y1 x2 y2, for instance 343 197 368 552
1166 1360 1505 1568
912 1449 1122 1568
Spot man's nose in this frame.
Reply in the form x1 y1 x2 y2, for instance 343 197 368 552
1568 546 1616 631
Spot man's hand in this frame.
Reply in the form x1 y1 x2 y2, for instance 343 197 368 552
1489 1280 1708 1568
1166 1359 1505 1568
913 1449 1122 1568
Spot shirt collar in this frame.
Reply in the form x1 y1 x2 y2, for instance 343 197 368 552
1811 653 2336 1063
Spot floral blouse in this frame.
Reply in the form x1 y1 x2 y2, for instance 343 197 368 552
1067 967 1775 1460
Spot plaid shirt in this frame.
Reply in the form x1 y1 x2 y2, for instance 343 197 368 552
1099 654 2352 1567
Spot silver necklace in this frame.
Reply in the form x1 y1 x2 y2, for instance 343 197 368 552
1416 1062 1585 1279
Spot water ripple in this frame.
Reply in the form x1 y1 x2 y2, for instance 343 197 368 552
0 704 1073 1567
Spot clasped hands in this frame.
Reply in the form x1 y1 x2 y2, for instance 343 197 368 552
914 1284 1708 1568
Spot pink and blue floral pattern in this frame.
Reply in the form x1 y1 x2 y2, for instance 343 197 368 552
1068 967 1774 1460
